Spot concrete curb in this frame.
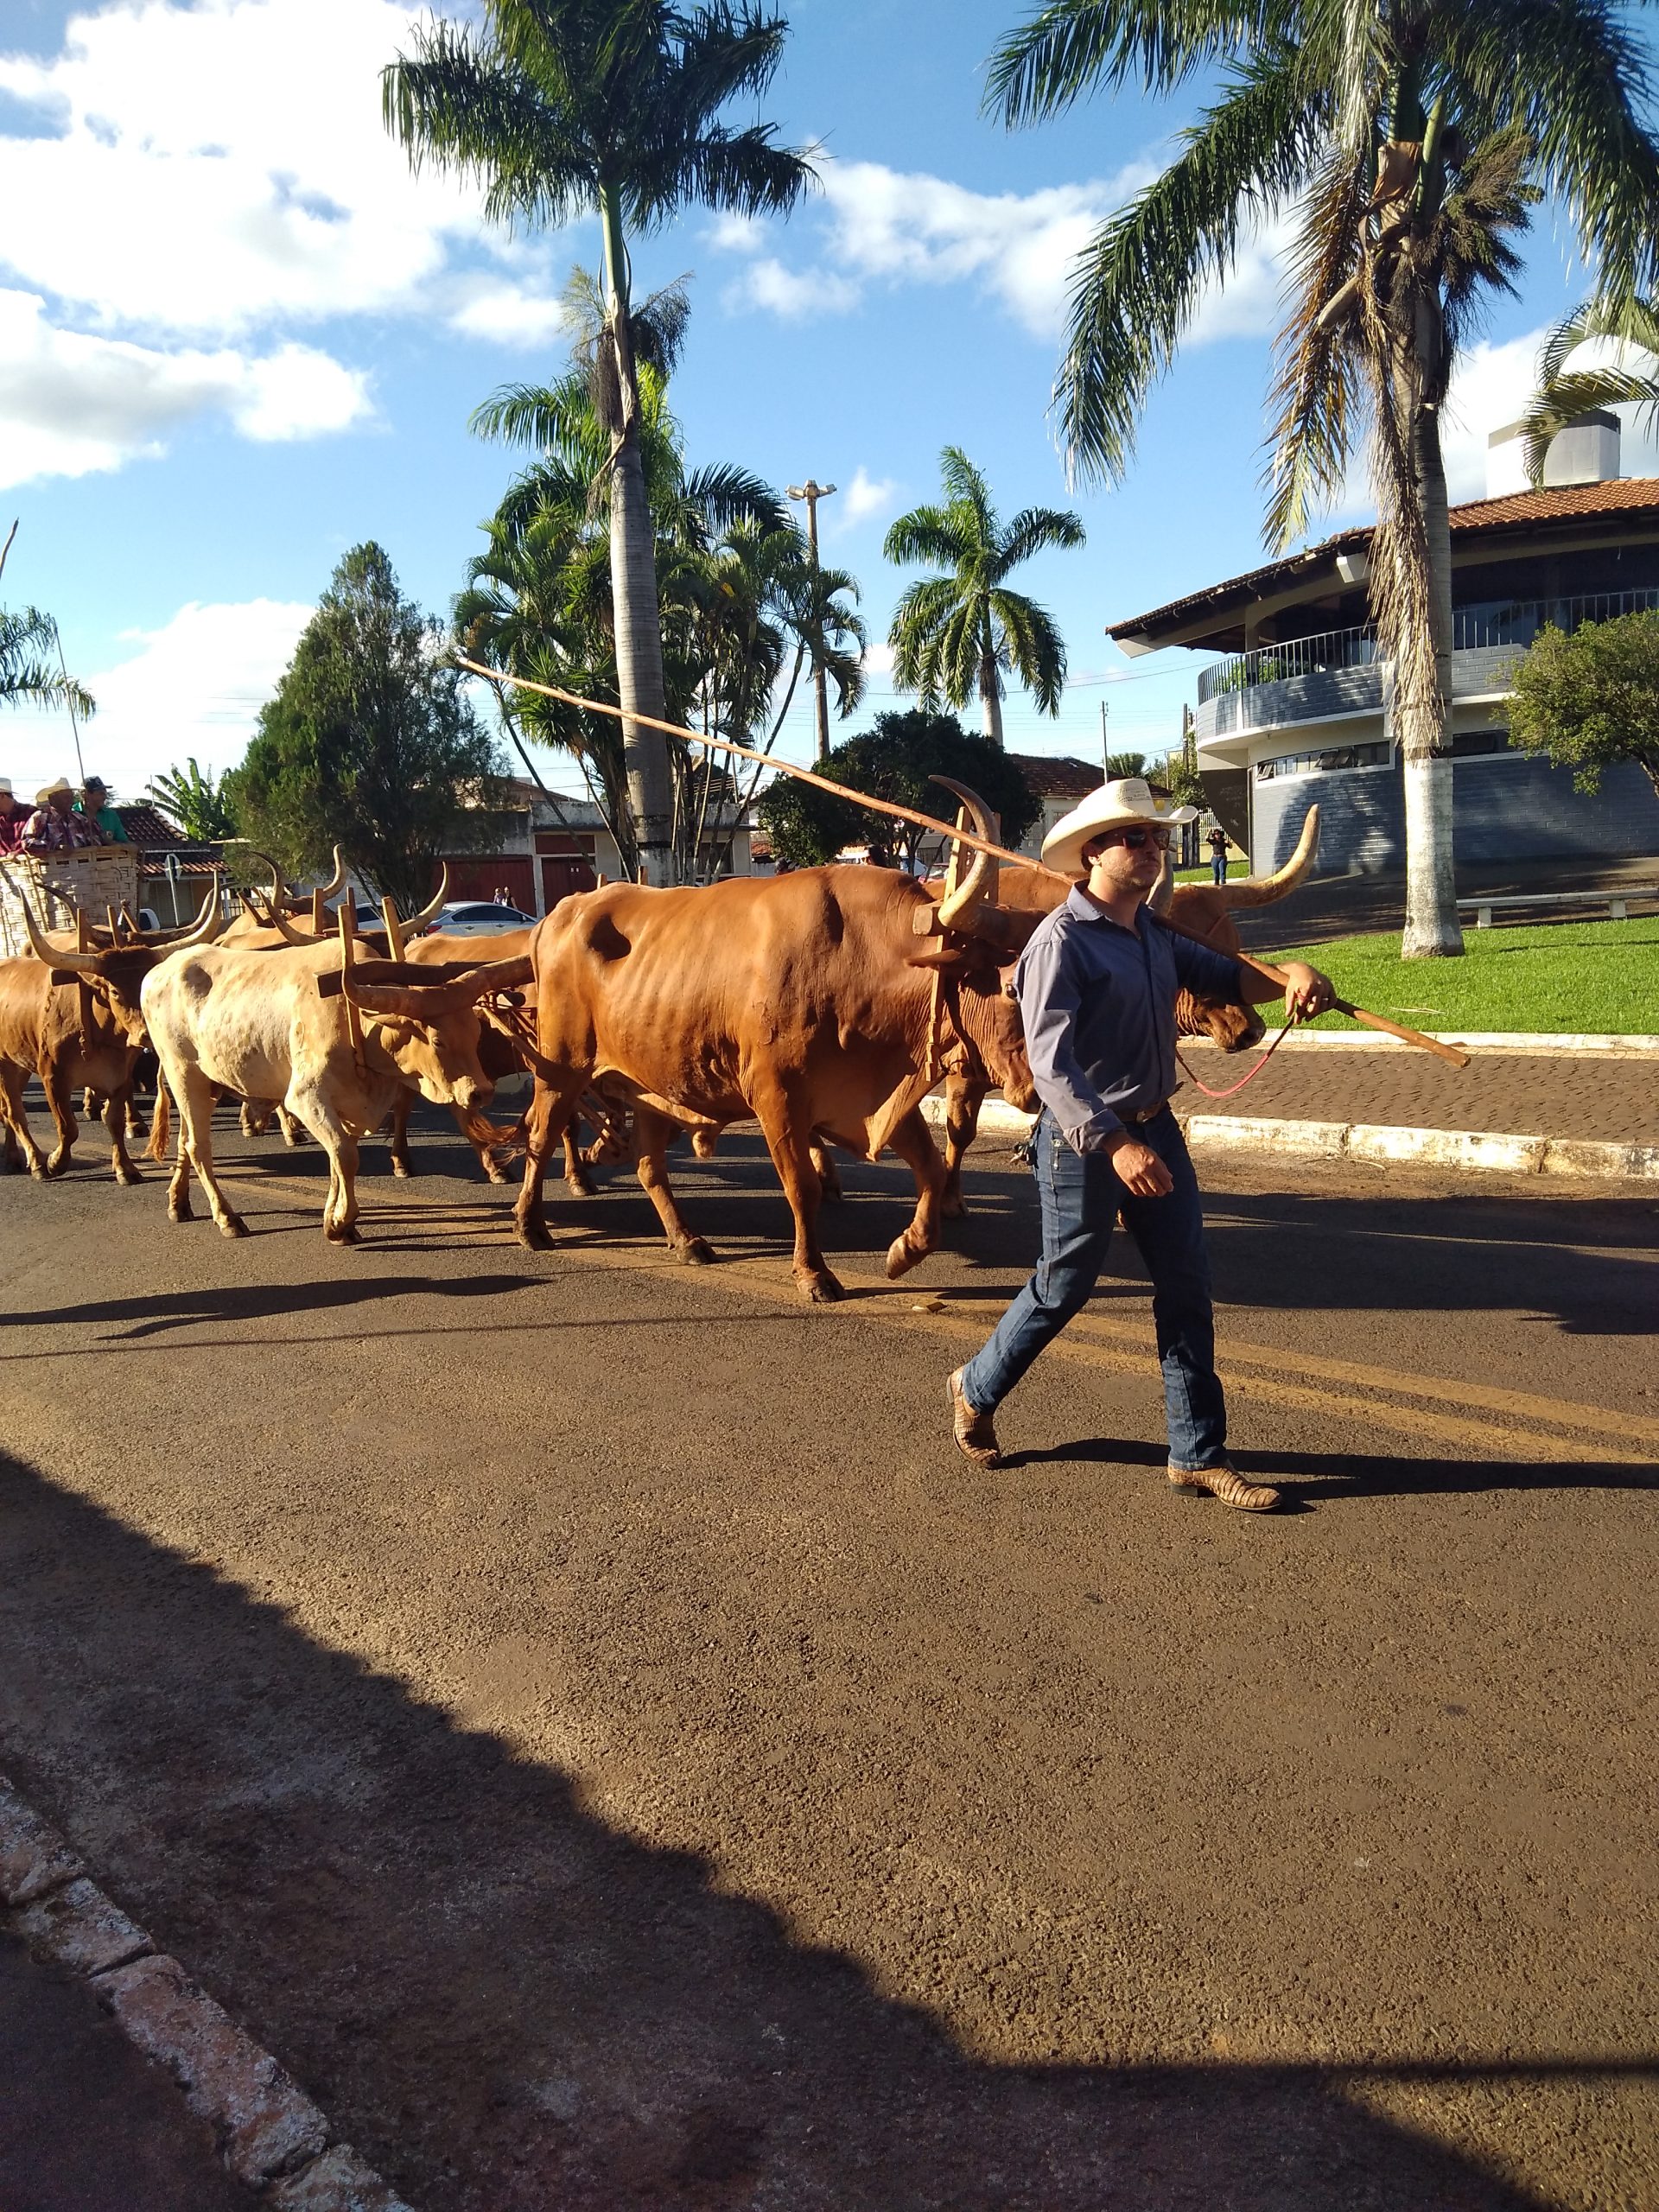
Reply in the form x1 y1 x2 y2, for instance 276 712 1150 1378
921 1095 1659 1181
0 1772 415 2210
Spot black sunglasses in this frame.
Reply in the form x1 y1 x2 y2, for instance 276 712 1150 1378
1096 825 1172 852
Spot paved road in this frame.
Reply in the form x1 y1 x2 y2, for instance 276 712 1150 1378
2 1110 1656 2211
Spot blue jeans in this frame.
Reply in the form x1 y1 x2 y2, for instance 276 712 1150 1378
960 1109 1228 1471
1211 853 1228 884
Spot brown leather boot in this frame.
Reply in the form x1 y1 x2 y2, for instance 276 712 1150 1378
947 1368 1001 1465
1167 1462 1281 1511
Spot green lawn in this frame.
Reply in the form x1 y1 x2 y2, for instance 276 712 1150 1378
1174 859 1245 882
1255 914 1659 1033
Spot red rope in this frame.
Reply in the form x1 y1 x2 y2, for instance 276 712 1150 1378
1176 1010 1304 1100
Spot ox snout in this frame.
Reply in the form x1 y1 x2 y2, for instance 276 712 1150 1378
1179 993 1265 1054
453 1073 494 1112
1001 1061 1039 1116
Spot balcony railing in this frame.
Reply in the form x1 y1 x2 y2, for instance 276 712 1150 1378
1195 588 1659 704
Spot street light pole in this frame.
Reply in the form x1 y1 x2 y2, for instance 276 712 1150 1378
786 478 836 764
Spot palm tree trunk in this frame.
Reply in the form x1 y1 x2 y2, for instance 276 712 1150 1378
979 616 1004 747
601 185 675 886
1399 302 1463 958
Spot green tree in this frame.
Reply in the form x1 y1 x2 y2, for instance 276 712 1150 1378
884 448 1084 746
145 758 238 842
231 543 505 912
1 607 93 715
1516 297 1659 482
1506 611 1659 799
385 1 815 885
1105 749 1147 779
986 0 1658 956
756 709 1040 871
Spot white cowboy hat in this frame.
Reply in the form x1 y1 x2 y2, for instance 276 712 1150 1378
35 775 75 805
1040 777 1199 880
0 778 12 798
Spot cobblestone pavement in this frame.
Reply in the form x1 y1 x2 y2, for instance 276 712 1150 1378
1175 1040 1658 1141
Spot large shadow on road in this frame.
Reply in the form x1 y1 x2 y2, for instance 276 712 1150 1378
1 1449 1636 2212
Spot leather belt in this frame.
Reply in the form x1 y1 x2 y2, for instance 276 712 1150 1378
1123 1100 1169 1123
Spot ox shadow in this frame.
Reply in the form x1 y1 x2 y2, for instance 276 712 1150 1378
995 1436 1659 1502
0 1274 541 1342
0 1450 1638 2212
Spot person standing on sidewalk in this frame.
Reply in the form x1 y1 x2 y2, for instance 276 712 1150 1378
1207 823 1230 885
946 779 1335 1511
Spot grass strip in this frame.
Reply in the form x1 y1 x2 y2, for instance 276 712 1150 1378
1255 914 1659 1033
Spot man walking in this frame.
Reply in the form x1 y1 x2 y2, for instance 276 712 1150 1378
947 779 1334 1511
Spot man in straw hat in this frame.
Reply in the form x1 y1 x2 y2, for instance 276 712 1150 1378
0 778 26 855
22 776 99 855
946 777 1334 1511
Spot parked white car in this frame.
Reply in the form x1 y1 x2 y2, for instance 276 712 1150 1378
420 899 535 937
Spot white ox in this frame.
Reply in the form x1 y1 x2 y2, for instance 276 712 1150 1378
143 938 530 1243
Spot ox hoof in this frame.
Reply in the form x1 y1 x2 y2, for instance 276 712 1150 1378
115 1166 143 1188
168 1205 193 1224
391 1159 412 1180
28 1161 51 1182
219 1214 251 1240
885 1236 930 1280
564 1171 596 1198
515 1217 553 1252
674 1236 715 1267
799 1270 846 1305
44 1154 69 1179
484 1158 512 1185
940 1193 967 1221
326 1224 362 1246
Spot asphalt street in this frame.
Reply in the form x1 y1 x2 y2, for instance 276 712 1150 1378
2 1104 1656 2211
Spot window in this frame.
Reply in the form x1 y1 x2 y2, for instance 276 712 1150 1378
1255 740 1390 780
1450 728 1511 759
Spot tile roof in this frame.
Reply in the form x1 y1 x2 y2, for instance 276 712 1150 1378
114 804 185 847
1110 475 1659 641
1009 753 1108 798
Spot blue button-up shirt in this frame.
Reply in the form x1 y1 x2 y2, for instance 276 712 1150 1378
1016 886 1244 1152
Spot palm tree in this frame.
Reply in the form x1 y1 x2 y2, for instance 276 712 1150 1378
145 759 238 841
1517 298 1659 483
987 0 1659 956
883 448 1084 746
385 1 815 885
1 607 94 715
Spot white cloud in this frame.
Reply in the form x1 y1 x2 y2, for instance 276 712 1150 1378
1440 327 1659 499
724 256 861 320
0 0 577 481
714 150 1288 349
0 289 371 486
5 599 314 801
838 465 898 529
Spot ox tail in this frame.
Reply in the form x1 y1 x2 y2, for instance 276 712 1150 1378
455 1105 529 1157
1216 804 1320 909
146 1082 172 1164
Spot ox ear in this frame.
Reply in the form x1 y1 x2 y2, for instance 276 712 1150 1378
906 941 975 973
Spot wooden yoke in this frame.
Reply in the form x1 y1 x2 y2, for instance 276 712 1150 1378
380 896 407 963
75 908 95 1053
339 899 368 1081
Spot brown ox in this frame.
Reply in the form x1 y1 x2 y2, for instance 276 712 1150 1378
0 889 222 1182
513 793 1035 1302
935 805 1321 1212
143 938 530 1242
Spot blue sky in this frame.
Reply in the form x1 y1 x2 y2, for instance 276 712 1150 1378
2 0 1650 804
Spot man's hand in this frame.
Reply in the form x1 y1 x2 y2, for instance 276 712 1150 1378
1105 1131 1175 1197
1279 960 1336 1021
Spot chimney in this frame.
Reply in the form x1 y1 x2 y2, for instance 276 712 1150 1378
1487 410 1621 498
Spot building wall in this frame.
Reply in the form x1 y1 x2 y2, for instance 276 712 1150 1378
1251 751 1659 873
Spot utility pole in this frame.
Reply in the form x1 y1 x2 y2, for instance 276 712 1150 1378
1100 696 1109 774
786 479 836 763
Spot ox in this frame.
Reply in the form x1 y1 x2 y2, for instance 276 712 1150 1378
143 938 530 1242
0 889 222 1182
512 785 1035 1302
935 805 1321 1213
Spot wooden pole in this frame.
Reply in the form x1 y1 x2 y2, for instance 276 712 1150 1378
460 659 1469 1071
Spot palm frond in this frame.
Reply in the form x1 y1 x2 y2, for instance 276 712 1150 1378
996 503 1087 573
882 505 969 569
1262 140 1371 549
1056 42 1326 485
990 589 1067 713
984 0 1288 122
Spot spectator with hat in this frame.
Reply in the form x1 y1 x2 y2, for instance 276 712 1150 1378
22 776 99 855
0 778 26 855
75 773 130 842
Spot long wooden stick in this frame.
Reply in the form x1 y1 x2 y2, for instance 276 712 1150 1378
461 657 1469 1070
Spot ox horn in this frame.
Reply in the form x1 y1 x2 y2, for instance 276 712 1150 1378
317 845 347 900
16 887 104 972
338 951 532 1023
1216 804 1320 909
156 880 226 950
928 776 999 931
401 864 450 936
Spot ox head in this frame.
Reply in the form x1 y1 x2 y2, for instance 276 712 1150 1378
18 881 224 1048
335 954 532 1108
906 778 1038 1113
1148 805 1320 1054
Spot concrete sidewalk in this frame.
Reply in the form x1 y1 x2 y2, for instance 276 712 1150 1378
1 1932 254 2212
